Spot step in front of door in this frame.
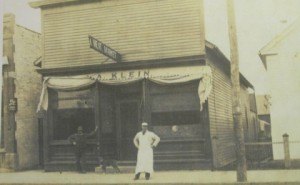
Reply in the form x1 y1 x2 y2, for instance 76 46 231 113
117 158 212 171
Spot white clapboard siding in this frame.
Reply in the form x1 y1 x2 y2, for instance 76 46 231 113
42 0 205 68
206 51 236 168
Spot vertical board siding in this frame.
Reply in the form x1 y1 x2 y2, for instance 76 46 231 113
42 0 205 68
207 52 236 168
207 51 258 168
240 86 258 142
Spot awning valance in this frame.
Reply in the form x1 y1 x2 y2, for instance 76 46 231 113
37 66 212 112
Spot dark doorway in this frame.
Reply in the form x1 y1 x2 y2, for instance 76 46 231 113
117 100 140 161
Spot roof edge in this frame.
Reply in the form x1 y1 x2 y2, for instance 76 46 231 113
205 40 255 89
259 18 300 55
29 0 81 8
16 24 41 35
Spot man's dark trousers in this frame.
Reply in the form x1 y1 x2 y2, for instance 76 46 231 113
75 148 86 173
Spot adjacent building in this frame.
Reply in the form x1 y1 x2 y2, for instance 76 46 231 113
1 13 42 170
256 95 271 139
29 0 258 171
259 19 300 159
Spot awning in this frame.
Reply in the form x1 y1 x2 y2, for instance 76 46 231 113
37 66 212 112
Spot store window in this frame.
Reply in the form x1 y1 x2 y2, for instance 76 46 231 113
50 88 95 140
150 81 200 125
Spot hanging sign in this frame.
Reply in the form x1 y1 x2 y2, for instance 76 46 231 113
8 98 17 112
89 35 122 63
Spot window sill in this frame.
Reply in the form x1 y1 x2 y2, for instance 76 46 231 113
49 140 97 146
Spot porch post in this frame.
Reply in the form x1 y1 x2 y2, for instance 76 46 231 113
283 133 291 169
95 83 101 164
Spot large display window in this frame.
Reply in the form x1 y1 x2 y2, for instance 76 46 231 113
49 88 96 140
149 80 204 138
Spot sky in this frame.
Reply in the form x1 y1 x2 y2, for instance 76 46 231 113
1 0 300 95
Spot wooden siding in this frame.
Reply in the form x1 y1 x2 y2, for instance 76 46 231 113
41 0 205 68
240 86 258 142
206 51 236 168
206 49 259 168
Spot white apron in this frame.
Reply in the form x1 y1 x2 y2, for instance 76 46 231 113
134 131 160 174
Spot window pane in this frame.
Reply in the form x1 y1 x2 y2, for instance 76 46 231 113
53 108 95 140
51 88 95 140
150 81 200 112
150 81 201 126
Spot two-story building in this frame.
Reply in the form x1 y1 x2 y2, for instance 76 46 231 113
29 0 258 172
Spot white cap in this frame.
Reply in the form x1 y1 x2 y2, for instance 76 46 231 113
141 122 148 126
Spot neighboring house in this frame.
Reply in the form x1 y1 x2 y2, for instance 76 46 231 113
1 13 42 170
256 95 271 124
256 95 271 139
259 19 300 159
30 0 258 171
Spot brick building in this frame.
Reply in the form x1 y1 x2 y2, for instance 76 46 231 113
1 13 42 170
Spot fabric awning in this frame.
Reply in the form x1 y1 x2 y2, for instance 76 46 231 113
37 66 212 112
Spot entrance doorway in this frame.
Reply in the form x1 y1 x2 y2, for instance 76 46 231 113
117 100 140 161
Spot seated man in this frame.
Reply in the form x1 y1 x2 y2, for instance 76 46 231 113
68 126 98 173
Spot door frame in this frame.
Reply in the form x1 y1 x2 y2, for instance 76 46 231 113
115 99 141 160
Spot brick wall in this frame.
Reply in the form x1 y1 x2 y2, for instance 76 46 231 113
13 24 41 169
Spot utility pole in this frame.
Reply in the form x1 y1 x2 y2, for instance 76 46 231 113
226 0 247 182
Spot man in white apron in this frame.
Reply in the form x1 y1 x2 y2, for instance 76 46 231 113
133 122 160 180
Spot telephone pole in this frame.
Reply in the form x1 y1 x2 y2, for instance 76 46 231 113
226 0 247 182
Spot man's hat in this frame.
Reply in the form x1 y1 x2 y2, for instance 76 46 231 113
141 122 148 126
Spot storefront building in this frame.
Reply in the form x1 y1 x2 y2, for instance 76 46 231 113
30 0 257 171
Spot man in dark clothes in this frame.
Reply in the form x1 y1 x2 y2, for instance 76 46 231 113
68 126 98 173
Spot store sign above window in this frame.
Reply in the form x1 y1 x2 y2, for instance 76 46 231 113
89 35 122 63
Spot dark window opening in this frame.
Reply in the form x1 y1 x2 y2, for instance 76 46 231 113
50 88 95 140
53 108 95 140
150 81 201 126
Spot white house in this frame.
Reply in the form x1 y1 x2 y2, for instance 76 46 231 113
259 19 300 160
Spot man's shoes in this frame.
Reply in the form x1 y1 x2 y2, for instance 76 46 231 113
145 173 150 180
134 173 140 180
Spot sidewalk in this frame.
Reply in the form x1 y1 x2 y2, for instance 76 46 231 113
0 169 300 185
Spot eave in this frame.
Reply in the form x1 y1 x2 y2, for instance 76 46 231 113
36 55 206 76
29 0 99 8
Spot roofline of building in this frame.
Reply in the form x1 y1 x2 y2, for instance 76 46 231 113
29 0 99 8
259 19 299 56
16 24 41 35
205 41 255 89
259 18 300 70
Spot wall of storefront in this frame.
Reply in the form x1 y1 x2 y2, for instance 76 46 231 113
206 45 259 169
42 64 212 171
38 0 205 68
206 49 236 169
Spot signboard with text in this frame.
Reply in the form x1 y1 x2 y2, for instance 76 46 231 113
8 98 17 112
89 35 122 63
